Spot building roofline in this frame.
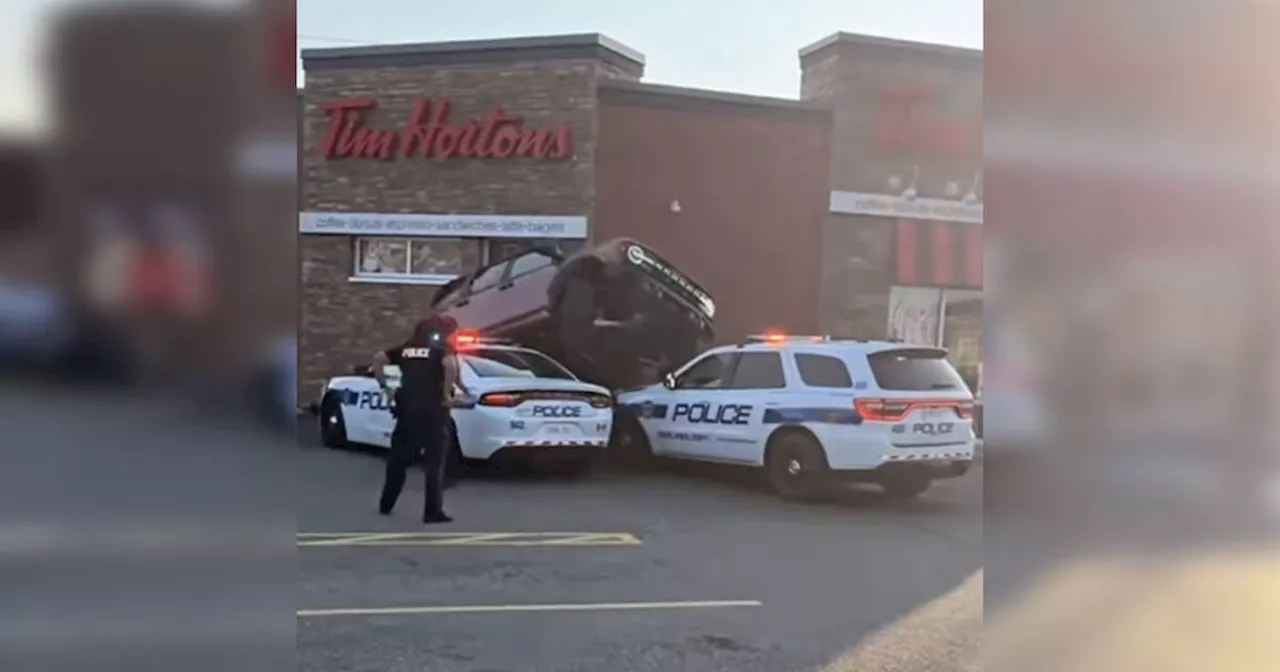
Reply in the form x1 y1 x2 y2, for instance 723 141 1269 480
301 32 645 68
599 80 831 123
601 80 827 113
799 32 982 62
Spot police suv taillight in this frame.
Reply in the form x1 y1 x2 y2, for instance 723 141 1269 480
854 399 913 422
587 393 612 409
856 398 974 422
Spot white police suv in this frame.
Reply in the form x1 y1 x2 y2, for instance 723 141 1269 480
317 336 614 472
613 333 976 499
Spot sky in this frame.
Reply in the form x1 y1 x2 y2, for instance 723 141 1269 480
0 0 982 135
298 0 982 95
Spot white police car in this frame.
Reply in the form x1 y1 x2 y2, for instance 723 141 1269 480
613 333 976 499
317 336 614 472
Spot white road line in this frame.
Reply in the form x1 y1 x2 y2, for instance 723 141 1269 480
301 533 421 547
298 600 763 618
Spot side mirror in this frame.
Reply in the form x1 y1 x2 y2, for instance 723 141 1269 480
352 364 374 377
662 373 676 389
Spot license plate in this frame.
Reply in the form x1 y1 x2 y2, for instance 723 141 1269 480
544 424 575 435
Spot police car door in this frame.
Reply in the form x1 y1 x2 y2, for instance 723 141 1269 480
706 351 788 464
365 365 401 448
660 351 741 459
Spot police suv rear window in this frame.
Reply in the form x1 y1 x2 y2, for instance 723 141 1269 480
794 353 854 388
866 348 966 391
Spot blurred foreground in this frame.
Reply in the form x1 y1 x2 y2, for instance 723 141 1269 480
0 0 297 670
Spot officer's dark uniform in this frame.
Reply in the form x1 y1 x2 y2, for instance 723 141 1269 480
378 326 453 524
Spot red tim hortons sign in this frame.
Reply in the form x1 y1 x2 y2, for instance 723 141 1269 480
320 97 574 161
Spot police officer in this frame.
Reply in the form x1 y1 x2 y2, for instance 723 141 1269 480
371 314 469 523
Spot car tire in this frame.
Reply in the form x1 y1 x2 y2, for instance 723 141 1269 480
318 393 348 449
765 431 831 500
878 471 932 500
610 414 654 468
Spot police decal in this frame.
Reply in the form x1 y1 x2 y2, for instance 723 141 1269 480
357 390 393 411
672 402 752 425
531 405 583 418
912 422 955 435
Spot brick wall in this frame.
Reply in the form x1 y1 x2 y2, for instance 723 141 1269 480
595 83 831 343
299 58 608 395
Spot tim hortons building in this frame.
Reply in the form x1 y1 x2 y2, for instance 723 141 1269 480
299 32 982 395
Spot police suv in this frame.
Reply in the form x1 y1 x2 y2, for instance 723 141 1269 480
317 336 614 472
613 333 976 499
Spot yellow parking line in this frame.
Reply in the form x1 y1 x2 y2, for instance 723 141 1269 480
297 532 642 547
298 600 762 618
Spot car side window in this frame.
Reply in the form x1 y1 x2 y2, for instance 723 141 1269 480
793 353 853 388
469 262 510 293
507 251 554 280
727 352 787 390
674 353 739 390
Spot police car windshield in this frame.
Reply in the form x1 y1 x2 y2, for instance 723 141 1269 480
465 348 576 380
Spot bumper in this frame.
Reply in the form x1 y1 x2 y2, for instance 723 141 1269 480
488 443 608 465
829 459 972 482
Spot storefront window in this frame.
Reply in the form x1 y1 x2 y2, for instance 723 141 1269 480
354 237 480 283
887 285 984 395
941 289 983 395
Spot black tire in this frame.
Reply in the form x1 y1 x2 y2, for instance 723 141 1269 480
765 431 831 500
609 414 654 468
318 393 348 448
878 471 932 500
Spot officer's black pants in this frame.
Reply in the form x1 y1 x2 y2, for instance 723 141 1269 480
379 412 447 518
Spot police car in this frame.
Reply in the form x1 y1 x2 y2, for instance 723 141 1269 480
613 333 976 499
316 335 614 471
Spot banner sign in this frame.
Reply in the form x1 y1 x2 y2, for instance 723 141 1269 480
299 212 588 239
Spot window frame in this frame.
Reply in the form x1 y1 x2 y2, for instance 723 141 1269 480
506 250 556 282
792 352 855 389
672 352 741 391
468 261 511 294
349 236 476 286
725 351 788 390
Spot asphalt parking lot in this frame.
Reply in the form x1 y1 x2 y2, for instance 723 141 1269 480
299 429 983 672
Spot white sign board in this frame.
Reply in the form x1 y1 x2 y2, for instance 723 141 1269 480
299 212 589 239
830 191 983 224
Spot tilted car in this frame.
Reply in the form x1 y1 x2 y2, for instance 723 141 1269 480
316 338 614 472
613 333 977 500
430 238 715 391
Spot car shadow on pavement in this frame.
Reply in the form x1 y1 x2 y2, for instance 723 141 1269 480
617 458 978 516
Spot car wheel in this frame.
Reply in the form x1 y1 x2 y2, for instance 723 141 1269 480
610 414 654 468
878 470 932 500
765 431 830 500
318 394 348 448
